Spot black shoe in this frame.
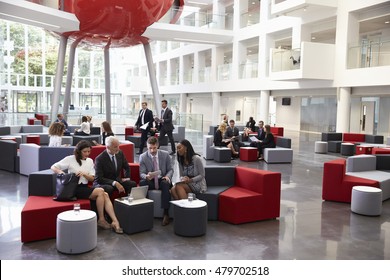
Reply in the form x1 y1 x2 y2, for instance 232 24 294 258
169 152 176 155
162 215 170 226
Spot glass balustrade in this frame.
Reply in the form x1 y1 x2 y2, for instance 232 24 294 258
271 48 301 72
348 40 390 69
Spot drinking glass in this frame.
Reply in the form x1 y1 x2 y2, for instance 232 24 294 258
73 203 80 214
188 193 194 202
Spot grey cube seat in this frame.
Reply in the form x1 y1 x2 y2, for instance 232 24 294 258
0 139 18 172
328 140 342 153
203 135 214 160
28 169 56 196
213 147 231 163
315 141 328 154
127 135 141 148
172 201 207 237
114 199 154 234
321 132 342 142
263 148 293 163
341 143 355 156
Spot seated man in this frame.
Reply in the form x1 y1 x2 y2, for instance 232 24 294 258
93 136 136 196
139 136 173 226
250 120 266 147
225 119 245 156
55 113 70 136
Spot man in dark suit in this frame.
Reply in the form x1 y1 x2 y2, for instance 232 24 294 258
139 136 173 226
135 101 154 154
250 120 266 147
93 136 136 196
158 99 176 155
225 119 245 154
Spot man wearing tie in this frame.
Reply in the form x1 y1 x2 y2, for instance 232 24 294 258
135 102 154 154
250 120 266 147
139 137 173 226
94 136 136 196
158 99 176 155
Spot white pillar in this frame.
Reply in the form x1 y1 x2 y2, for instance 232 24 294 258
51 35 68 123
259 90 270 124
212 92 221 125
179 93 187 113
104 45 112 124
336 87 351 132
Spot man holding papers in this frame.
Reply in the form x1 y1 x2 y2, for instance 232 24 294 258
135 102 154 154
139 137 173 226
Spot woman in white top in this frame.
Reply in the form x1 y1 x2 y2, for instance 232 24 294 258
74 115 90 135
51 140 123 234
48 122 65 147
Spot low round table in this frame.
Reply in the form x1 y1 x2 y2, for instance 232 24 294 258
351 186 382 216
170 199 207 237
56 209 97 254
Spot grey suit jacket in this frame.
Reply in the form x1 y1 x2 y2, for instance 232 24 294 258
139 150 173 181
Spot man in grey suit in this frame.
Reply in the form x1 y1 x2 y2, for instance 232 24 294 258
158 99 176 155
139 136 173 226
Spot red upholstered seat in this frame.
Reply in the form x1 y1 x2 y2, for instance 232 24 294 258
355 145 373 155
372 148 390 154
27 118 37 125
270 127 284 137
26 135 40 145
125 126 134 138
342 133 365 143
322 159 379 203
218 166 281 224
21 196 90 243
34 113 49 126
239 147 258 162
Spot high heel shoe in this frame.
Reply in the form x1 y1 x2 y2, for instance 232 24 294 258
111 223 123 234
97 220 111 230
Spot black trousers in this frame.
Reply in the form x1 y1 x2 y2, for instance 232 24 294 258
139 128 149 153
158 127 175 152
140 178 172 210
96 180 136 196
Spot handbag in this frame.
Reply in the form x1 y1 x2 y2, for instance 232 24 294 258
54 173 79 201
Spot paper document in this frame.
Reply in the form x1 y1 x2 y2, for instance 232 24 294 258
140 122 149 130
250 136 260 142
149 170 161 178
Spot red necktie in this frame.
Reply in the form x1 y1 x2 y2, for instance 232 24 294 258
153 156 159 190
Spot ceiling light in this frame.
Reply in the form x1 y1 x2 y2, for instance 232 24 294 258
311 36 316 40
385 21 390 24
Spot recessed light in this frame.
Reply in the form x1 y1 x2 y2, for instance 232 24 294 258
311 36 316 40
385 21 390 24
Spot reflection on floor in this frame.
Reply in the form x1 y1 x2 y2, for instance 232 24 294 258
0 131 389 260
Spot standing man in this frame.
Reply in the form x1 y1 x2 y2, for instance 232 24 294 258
139 137 173 226
135 102 153 154
94 136 136 196
158 99 176 155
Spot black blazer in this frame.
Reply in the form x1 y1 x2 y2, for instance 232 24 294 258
257 128 266 141
160 107 174 131
214 130 227 147
93 150 130 186
135 108 153 128
262 133 276 148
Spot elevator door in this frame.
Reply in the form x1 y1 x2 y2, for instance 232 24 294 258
360 101 375 134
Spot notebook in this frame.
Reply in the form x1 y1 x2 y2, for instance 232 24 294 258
129 185 148 200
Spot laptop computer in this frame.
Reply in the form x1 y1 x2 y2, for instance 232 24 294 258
129 185 148 200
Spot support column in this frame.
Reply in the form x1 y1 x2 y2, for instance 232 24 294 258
259 90 270 124
63 39 81 121
144 43 162 114
51 35 68 123
212 92 221 125
336 87 351 132
179 93 187 113
104 44 112 124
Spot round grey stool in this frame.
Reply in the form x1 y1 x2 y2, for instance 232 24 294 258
56 209 97 254
341 143 355 156
351 186 382 216
315 141 328 154
171 199 207 237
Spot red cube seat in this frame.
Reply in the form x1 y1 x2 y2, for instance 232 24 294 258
21 196 90 243
239 147 258 161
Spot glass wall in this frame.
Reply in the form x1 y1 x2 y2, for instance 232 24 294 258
300 97 337 132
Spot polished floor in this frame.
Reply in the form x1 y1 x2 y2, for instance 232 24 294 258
0 131 390 260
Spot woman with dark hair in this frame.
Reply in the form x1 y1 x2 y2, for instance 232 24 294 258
74 115 90 135
243 116 256 140
51 140 123 234
214 121 239 157
255 124 276 160
101 121 114 145
171 139 207 200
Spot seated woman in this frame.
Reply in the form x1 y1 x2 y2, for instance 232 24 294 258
214 121 238 157
101 121 114 145
255 124 276 160
48 122 65 147
171 139 206 200
242 116 256 141
74 115 90 135
51 140 123 234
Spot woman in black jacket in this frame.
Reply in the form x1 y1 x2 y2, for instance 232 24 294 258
256 124 276 160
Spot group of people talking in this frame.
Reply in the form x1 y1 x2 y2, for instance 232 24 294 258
50 135 207 233
214 115 276 160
